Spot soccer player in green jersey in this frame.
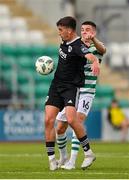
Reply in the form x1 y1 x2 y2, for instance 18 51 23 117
56 21 106 170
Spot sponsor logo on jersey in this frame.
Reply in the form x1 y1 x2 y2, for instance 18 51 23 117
81 44 89 53
59 48 67 60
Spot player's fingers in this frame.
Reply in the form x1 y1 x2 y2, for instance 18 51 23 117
91 66 100 76
93 68 100 76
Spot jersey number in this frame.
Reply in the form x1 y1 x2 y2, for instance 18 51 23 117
83 101 90 110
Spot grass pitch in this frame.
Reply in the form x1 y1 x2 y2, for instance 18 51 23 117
0 141 129 179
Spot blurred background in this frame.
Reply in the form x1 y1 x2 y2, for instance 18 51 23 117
0 0 129 142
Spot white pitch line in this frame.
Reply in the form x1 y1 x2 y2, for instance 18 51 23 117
0 171 129 175
0 153 42 157
0 153 129 158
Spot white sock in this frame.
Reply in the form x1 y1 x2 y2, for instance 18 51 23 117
48 154 55 161
56 133 68 160
84 149 93 156
69 131 80 165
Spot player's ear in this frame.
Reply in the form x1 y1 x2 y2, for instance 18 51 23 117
68 28 72 34
92 31 96 37
68 30 71 34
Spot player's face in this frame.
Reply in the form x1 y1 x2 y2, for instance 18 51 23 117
57 25 72 41
112 102 118 108
81 25 96 41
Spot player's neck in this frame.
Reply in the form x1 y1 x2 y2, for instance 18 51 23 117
82 39 92 47
67 33 78 43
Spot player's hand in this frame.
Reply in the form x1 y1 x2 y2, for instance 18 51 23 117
91 60 100 76
85 32 94 41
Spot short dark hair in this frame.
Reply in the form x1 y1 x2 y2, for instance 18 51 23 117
56 16 76 30
81 21 97 29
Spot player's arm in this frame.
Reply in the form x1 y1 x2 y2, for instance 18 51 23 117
85 53 100 76
91 37 106 54
76 42 100 76
84 33 106 54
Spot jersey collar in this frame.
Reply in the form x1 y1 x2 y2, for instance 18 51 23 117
66 36 80 45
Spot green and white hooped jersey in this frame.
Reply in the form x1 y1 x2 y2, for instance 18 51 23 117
80 43 103 97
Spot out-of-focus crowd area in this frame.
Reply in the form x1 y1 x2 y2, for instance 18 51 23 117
0 0 129 110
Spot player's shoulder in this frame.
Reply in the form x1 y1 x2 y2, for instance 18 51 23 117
71 38 88 51
75 38 85 45
89 43 103 55
88 44 97 53
66 37 83 52
69 37 82 46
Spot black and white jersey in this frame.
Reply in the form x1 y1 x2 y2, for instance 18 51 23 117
54 37 90 87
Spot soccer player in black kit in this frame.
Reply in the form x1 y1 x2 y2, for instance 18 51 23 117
44 16 100 170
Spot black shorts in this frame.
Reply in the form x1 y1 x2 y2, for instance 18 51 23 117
45 80 80 111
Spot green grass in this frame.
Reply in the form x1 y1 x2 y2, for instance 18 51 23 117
0 142 129 179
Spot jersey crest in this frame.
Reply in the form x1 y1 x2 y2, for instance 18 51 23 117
68 45 72 52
